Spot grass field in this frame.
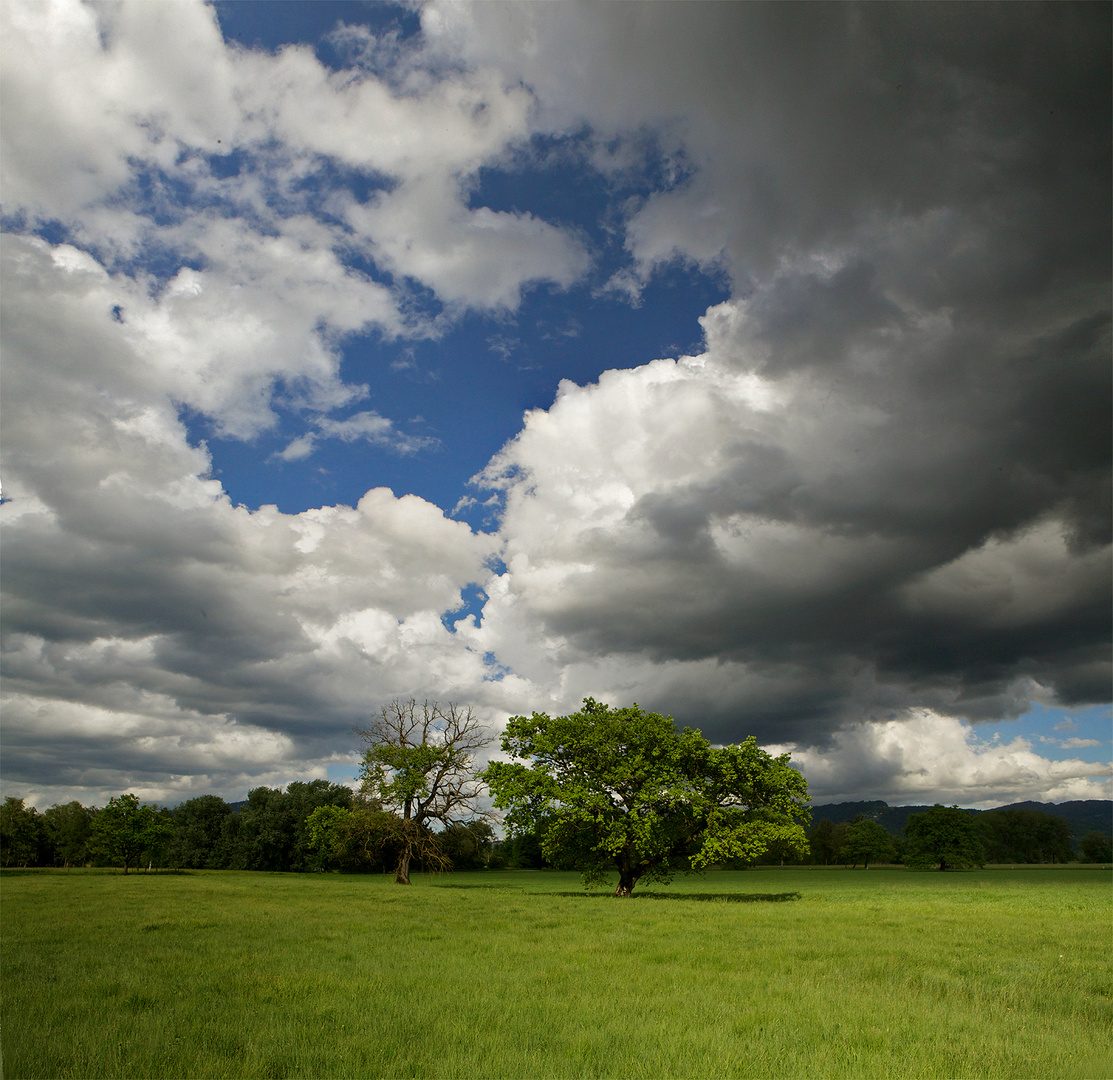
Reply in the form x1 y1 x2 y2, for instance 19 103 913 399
2 865 1110 1079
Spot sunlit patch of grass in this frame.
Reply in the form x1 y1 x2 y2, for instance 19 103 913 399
2 866 1110 1078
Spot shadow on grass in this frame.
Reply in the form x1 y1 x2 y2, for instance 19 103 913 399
554 890 804 903
430 882 803 903
0 867 197 876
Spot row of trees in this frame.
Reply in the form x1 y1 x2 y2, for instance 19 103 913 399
0 783 502 875
808 806 987 871
806 806 1109 868
8 789 1104 877
2 699 808 892
4 699 1108 885
0 700 497 878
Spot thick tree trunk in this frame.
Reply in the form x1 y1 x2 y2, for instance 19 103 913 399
395 845 412 885
395 801 414 884
614 868 639 897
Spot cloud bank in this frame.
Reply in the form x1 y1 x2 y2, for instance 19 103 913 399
1 1 1109 808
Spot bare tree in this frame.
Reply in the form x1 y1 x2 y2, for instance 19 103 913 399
353 699 493 884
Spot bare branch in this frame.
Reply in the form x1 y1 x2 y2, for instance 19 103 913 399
352 698 494 883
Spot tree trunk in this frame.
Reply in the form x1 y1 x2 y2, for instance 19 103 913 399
614 868 639 897
395 845 412 885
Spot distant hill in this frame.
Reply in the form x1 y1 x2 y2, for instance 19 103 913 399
809 799 1112 838
994 800 1113 838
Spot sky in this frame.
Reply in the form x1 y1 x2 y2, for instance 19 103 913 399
1 0 1110 812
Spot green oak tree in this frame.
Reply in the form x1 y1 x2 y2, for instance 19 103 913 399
903 804 985 871
305 804 353 870
841 817 896 868
355 699 492 884
304 800 403 872
482 699 810 896
91 794 172 874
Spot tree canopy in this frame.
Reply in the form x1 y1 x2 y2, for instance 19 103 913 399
482 699 810 896
903 804 985 871
355 699 492 884
91 794 172 874
978 808 1073 864
841 817 896 868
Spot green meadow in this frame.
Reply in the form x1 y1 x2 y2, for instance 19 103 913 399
2 866 1110 1079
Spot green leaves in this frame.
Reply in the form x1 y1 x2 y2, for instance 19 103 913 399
353 699 493 883
483 700 810 894
903 805 985 871
840 818 896 868
91 794 173 873
361 742 453 809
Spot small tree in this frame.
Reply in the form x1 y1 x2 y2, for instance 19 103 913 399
91 794 172 874
483 699 810 896
903 804 984 871
841 817 896 868
306 801 405 873
354 699 492 884
1077 831 1112 863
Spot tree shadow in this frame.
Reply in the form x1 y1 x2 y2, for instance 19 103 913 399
427 882 803 902
0 867 197 876
553 890 804 903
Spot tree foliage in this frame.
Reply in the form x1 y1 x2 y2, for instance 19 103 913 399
977 808 1073 864
807 818 844 865
304 800 410 873
438 820 495 870
43 801 95 867
355 699 492 884
91 794 173 873
168 795 235 869
841 817 896 868
903 804 985 871
1077 830 1112 863
1 798 48 868
228 781 352 872
482 699 810 896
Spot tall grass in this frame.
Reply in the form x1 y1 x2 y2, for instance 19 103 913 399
2 866 1110 1079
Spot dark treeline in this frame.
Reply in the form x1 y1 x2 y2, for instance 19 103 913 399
0 783 506 873
3 788 1110 872
806 806 1112 868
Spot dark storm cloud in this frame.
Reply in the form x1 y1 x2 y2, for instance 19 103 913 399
475 1 1111 746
